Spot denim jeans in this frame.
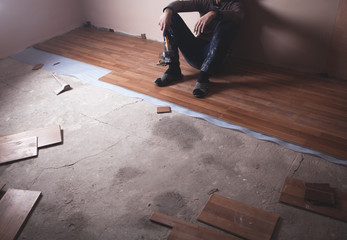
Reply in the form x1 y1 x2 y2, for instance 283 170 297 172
167 13 238 74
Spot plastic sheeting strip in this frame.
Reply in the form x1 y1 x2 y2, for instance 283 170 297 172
11 48 346 166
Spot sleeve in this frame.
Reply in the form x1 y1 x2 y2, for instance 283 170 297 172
164 0 205 13
218 1 245 23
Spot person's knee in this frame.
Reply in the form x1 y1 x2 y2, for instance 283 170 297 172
168 13 187 37
171 13 184 26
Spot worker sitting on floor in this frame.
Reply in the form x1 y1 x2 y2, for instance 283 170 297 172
155 0 244 98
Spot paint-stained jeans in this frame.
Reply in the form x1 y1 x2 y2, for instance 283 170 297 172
167 13 238 74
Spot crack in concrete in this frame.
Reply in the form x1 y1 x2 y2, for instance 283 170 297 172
29 139 123 187
54 139 123 169
97 225 111 239
29 99 144 188
291 153 305 176
29 170 45 189
114 99 144 112
79 99 143 127
252 142 260 155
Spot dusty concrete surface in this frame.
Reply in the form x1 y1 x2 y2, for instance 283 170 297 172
0 58 346 240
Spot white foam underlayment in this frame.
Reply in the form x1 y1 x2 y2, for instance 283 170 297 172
11 47 346 166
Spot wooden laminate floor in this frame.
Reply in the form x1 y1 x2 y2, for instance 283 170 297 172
35 27 347 160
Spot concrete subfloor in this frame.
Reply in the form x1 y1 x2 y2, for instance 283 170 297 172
0 57 346 240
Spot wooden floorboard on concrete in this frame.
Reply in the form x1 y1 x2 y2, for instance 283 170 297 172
0 136 38 164
197 194 280 240
150 212 241 240
0 125 62 148
0 189 41 240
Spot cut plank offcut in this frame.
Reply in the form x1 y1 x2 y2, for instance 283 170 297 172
157 106 171 114
197 194 280 240
150 212 241 240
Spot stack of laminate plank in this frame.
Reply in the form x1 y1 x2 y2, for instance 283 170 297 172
279 176 347 222
0 125 62 165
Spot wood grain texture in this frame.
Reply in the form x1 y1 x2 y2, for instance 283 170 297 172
0 125 62 148
197 194 280 240
157 106 171 113
150 212 241 240
150 211 198 229
279 176 347 222
0 136 38 164
0 189 41 240
168 224 240 240
34 27 347 160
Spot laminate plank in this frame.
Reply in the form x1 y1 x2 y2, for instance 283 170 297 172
168 224 240 240
34 27 347 160
102 72 230 116
157 106 171 114
279 177 347 222
197 194 280 240
150 212 241 240
0 136 38 164
150 211 198 229
0 125 62 148
0 189 41 240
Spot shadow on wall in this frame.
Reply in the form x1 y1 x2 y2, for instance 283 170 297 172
232 0 333 73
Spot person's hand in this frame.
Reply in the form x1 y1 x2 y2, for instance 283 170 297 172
159 9 173 34
194 11 217 35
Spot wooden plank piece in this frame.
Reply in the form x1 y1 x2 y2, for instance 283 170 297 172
0 136 38 164
0 189 41 240
150 212 241 240
157 106 171 114
150 211 195 228
32 64 43 70
0 125 62 148
168 226 200 240
197 194 280 240
168 224 241 240
279 176 347 222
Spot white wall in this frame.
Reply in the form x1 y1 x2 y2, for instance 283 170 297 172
0 0 83 58
83 0 340 74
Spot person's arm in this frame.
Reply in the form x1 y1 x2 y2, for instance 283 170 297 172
165 0 203 14
158 0 202 34
194 11 218 35
215 9 244 23
215 1 245 23
158 8 173 33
